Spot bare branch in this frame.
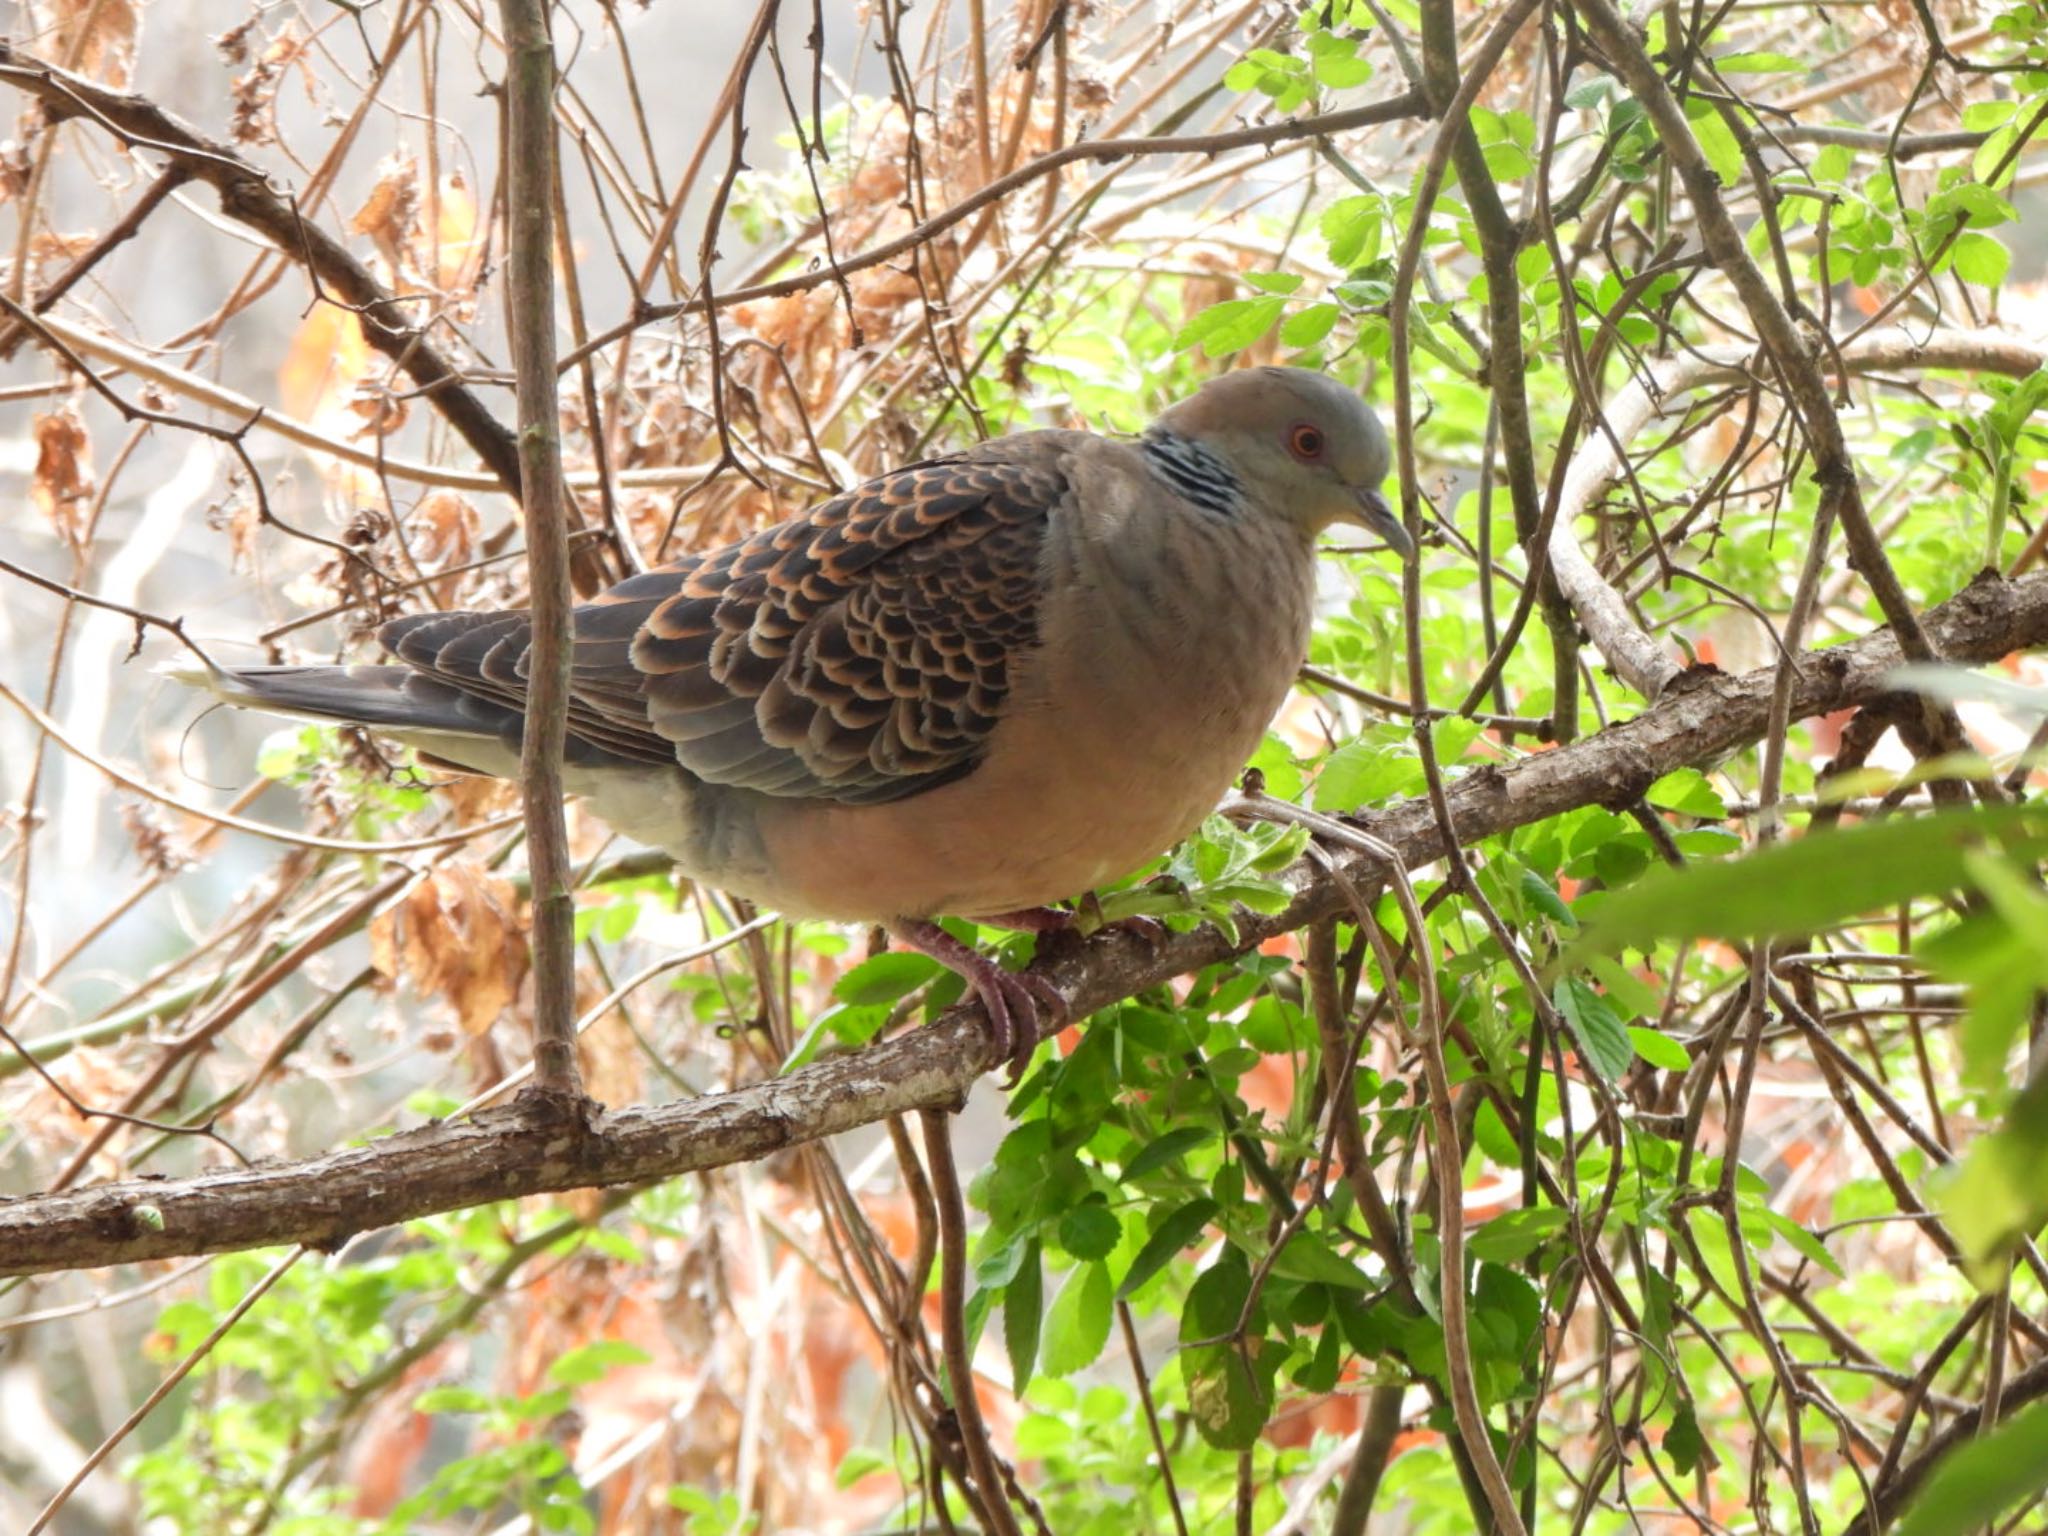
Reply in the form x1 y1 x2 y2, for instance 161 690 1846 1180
0 38 523 492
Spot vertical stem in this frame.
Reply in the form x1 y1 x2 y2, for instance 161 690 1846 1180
919 1109 1023 1536
497 0 583 1103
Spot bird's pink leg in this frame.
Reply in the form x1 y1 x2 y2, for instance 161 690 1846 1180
888 919 1068 1083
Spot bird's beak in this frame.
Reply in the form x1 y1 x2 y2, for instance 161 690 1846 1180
1348 485 1415 560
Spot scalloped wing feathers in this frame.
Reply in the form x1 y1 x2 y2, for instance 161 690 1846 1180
377 443 1072 804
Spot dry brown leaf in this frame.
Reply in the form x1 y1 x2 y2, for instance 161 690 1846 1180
279 301 370 424
404 489 479 569
433 169 482 300
31 406 94 548
230 27 303 145
351 152 420 276
33 0 139 87
369 862 529 1035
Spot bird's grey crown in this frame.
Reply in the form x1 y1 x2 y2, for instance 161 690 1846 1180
1140 429 1245 517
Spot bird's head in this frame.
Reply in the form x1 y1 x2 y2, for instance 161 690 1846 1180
1153 366 1411 558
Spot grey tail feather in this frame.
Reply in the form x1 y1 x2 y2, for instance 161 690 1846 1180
174 662 646 771
188 663 523 741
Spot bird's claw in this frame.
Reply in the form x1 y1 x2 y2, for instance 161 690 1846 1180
887 918 1070 1086
972 966 1070 1086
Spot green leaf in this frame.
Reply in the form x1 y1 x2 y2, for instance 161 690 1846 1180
1963 99 2017 132
1714 50 1805 72
548 1340 650 1385
1564 76 1612 110
1628 1026 1691 1072
1481 142 1532 181
1174 295 1288 357
1468 1206 1570 1264
1895 1398 2048 1536
833 952 940 1006
1240 270 1304 294
1552 976 1635 1083
835 1449 888 1488
1761 1209 1843 1278
1936 1076 2048 1282
1565 806 2048 966
1663 1399 1706 1476
1312 740 1421 811
1041 1261 1113 1376
1118 1198 1220 1298
1004 1239 1044 1391
1319 195 1383 267
1685 98 1744 187
1058 1202 1122 1261
1518 868 1577 928
415 1386 493 1414
1951 230 2011 287
1647 767 1726 820
1281 303 1341 348
1311 50 1372 89
1272 1231 1373 1290
1975 123 2021 187
1122 1126 1212 1183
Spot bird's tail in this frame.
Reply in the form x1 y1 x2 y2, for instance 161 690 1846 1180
167 660 536 777
169 661 520 737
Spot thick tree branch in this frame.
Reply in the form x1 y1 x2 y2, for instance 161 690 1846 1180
0 39 524 492
5 570 2046 1278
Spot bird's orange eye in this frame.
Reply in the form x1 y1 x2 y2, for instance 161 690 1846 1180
1289 424 1325 460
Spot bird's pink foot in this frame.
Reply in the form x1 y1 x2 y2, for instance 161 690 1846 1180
890 919 1070 1084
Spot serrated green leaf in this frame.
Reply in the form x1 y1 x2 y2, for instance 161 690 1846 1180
1042 1261 1113 1376
1518 868 1577 928
1761 1209 1842 1277
1553 976 1634 1082
1628 1025 1691 1072
835 1449 888 1489
1058 1202 1122 1261
1004 1239 1043 1390
1952 230 2011 287
1467 1206 1569 1264
1174 296 1288 357
1240 270 1303 294
1664 1399 1706 1476
1272 1231 1372 1290
1122 1126 1212 1183
1647 767 1727 819
833 951 941 1006
1281 302 1340 348
1119 1198 1219 1298
1319 195 1383 267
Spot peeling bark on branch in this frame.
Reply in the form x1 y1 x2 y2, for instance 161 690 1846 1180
5 571 2047 1279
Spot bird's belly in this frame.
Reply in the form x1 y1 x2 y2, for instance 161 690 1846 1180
743 685 1276 922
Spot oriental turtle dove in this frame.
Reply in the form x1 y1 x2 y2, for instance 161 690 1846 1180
187 366 1406 1076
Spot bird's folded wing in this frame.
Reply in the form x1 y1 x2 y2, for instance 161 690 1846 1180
380 448 1067 804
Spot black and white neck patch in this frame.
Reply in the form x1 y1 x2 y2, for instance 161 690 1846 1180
1141 430 1245 518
